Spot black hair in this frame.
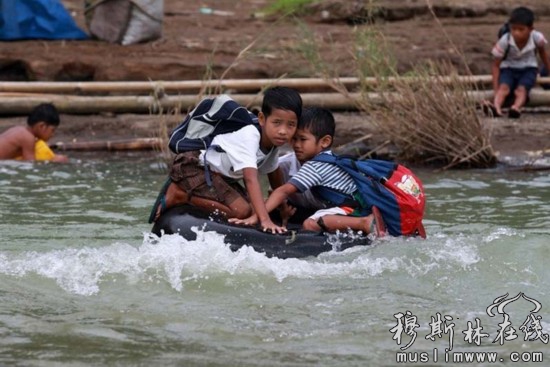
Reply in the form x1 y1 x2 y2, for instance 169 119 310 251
509 7 534 27
27 103 60 127
262 87 302 121
299 107 335 145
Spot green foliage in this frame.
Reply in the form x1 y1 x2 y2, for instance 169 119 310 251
352 27 397 92
293 19 330 77
353 28 396 78
263 0 316 16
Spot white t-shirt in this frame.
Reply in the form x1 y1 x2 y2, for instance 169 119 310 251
198 125 279 179
492 30 547 69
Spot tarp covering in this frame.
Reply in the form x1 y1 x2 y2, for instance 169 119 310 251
0 0 88 40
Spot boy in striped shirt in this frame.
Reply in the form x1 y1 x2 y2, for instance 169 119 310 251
230 107 385 237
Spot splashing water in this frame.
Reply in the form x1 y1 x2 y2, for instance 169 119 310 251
0 157 549 366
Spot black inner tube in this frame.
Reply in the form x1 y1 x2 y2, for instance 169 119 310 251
151 205 372 259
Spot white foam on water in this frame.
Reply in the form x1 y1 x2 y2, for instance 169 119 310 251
0 225 496 297
482 226 519 242
496 177 550 188
465 195 497 203
423 234 480 267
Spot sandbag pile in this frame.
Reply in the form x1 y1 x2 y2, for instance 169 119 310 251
84 0 164 45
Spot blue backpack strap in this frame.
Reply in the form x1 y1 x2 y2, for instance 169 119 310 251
312 154 395 182
503 33 511 60
310 152 338 165
309 153 360 206
351 159 397 182
496 23 511 61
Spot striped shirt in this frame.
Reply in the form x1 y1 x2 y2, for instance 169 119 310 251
289 151 357 196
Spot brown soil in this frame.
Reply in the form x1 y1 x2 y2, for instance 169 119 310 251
0 0 549 165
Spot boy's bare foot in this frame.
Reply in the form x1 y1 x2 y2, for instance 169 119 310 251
149 180 189 223
369 206 386 237
157 183 188 218
481 101 502 118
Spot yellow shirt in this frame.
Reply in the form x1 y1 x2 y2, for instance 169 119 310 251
16 140 56 161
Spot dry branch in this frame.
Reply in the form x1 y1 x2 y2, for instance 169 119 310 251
354 66 497 168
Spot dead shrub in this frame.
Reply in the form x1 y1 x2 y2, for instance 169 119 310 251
355 61 497 168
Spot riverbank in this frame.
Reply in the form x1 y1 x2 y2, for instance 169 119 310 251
1 108 548 168
0 0 549 167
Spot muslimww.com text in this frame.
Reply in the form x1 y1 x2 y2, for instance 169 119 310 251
396 349 543 363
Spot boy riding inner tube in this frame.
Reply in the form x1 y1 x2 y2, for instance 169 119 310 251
151 205 372 259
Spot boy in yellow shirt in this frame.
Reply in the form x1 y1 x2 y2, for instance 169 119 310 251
0 103 68 162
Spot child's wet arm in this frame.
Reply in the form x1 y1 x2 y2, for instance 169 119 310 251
242 167 271 223
539 47 550 71
264 183 298 213
267 168 284 190
21 137 36 160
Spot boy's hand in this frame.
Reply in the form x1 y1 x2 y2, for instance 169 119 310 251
260 219 287 234
228 216 287 234
52 154 69 163
229 214 258 226
279 202 296 227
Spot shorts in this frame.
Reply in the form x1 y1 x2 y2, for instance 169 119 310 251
307 204 369 221
499 67 538 93
170 151 247 206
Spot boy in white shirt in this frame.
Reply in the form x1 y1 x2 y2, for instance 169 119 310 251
153 87 302 234
487 6 550 118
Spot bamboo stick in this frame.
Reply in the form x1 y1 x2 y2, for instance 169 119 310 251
334 133 373 153
51 138 162 151
1 76 549 94
0 78 359 94
2 90 550 114
0 93 362 114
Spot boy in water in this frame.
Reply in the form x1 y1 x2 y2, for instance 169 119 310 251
0 103 68 162
486 6 550 118
230 107 386 237
151 87 302 234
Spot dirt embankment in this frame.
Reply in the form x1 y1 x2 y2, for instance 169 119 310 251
2 0 550 81
0 0 549 165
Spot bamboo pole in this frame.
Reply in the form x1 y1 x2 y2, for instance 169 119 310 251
2 90 550 114
51 138 162 151
0 78 359 94
1 76 549 94
0 93 362 114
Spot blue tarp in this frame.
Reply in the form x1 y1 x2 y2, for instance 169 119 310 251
0 0 88 40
